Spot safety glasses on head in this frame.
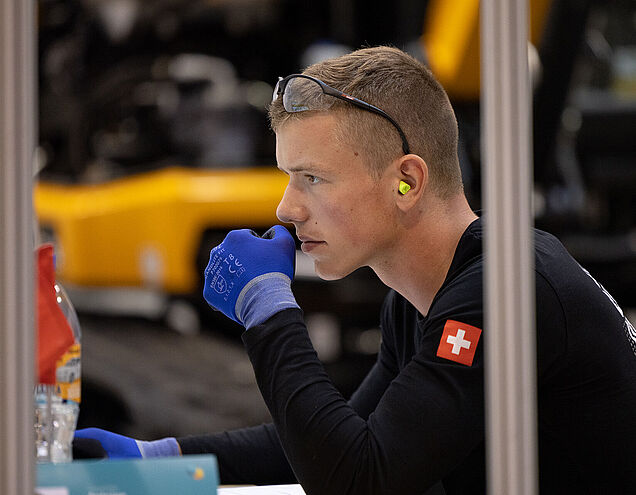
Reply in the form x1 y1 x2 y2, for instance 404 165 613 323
272 74 410 155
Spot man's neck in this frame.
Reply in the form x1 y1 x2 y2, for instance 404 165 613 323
372 194 477 316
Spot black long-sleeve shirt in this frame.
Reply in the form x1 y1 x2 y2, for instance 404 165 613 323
179 218 636 494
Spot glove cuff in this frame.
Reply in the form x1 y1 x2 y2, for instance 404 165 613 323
237 273 299 329
136 437 181 458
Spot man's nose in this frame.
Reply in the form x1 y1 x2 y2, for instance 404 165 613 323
276 185 307 224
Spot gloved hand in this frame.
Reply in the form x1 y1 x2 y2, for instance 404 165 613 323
203 225 299 329
73 428 180 459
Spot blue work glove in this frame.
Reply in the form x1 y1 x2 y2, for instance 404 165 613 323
203 225 299 329
73 428 180 459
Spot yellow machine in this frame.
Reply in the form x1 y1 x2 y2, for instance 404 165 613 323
35 167 288 295
422 0 552 100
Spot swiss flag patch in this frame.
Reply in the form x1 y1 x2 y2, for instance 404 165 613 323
436 320 482 366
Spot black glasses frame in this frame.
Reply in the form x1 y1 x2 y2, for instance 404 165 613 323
273 74 411 155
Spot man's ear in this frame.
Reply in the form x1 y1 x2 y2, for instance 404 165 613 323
394 154 428 211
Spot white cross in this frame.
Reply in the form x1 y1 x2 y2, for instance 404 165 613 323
447 328 471 355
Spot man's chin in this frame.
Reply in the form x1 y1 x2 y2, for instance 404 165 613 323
313 262 354 281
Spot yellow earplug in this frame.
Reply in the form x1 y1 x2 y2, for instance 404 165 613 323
398 181 411 195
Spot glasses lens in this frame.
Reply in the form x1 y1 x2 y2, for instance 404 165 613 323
282 77 334 113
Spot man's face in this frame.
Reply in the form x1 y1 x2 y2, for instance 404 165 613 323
275 114 397 280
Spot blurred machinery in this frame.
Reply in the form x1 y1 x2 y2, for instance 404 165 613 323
421 0 636 306
36 167 286 293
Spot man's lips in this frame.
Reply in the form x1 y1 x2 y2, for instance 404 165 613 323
297 235 320 243
298 236 325 253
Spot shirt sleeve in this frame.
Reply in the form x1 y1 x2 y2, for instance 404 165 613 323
177 423 296 485
347 293 400 420
242 298 485 495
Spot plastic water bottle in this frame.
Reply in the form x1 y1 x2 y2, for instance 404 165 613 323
35 282 81 463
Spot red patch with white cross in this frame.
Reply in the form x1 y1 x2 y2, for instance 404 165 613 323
436 320 482 366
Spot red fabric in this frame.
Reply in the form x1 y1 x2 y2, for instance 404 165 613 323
37 244 74 384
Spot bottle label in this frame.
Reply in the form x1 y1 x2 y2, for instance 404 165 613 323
56 343 81 403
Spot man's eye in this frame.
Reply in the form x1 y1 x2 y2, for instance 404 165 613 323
306 175 320 184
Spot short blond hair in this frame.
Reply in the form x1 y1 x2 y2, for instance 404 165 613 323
268 46 463 198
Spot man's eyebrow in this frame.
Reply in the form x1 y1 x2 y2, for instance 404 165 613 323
278 163 322 174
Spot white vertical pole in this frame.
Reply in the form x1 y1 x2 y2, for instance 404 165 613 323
481 0 538 493
0 0 37 493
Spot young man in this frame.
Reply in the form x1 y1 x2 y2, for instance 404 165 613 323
75 46 636 494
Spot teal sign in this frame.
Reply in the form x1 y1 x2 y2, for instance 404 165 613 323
37 455 218 495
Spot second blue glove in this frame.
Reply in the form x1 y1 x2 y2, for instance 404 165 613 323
203 225 299 328
73 428 180 458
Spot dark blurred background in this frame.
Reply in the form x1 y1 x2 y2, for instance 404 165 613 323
35 0 636 440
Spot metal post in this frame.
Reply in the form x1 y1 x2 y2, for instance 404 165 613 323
481 0 538 493
0 0 37 493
